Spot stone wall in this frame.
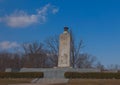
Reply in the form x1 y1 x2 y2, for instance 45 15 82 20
20 68 101 78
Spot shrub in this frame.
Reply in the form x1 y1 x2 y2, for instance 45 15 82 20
64 72 120 79
0 72 43 78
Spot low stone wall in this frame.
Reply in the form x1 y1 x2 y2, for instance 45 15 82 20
20 68 100 78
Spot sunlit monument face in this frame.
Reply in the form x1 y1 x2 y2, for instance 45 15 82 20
58 27 71 67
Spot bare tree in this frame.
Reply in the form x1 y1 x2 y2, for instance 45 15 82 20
70 29 84 68
0 51 21 72
107 64 120 71
0 52 11 71
10 53 21 69
45 35 59 67
22 42 48 68
95 62 104 70
45 29 97 68
74 54 96 68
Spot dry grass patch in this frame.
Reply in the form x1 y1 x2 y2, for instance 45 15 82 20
68 79 120 85
1 79 120 85
52 83 67 85
0 78 32 85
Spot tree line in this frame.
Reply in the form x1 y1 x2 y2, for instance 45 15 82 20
0 31 104 72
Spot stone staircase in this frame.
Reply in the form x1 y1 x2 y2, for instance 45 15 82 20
35 78 69 84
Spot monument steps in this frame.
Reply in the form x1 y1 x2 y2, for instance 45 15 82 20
35 78 69 84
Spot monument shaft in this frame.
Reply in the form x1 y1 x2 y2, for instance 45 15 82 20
58 27 71 67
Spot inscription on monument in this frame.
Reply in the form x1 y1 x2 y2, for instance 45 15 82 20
58 27 71 67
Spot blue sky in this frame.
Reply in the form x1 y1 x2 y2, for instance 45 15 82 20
0 0 120 66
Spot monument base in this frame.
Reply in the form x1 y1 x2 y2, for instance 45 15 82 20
19 67 100 79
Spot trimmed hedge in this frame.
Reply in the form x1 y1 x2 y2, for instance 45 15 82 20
0 72 43 78
64 72 120 79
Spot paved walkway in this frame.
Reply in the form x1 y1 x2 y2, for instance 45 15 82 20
36 78 69 84
9 78 69 85
9 84 48 85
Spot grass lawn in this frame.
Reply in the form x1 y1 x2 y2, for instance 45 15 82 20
0 78 32 85
68 79 120 85
1 79 120 85
45 79 120 85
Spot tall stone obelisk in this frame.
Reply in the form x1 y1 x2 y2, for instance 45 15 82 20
58 27 71 67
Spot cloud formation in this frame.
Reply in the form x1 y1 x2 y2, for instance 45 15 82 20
0 41 20 50
0 4 59 28
52 8 59 14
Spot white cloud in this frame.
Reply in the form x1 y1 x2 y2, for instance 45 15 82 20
0 41 20 50
0 4 59 28
37 4 50 15
3 11 39 27
52 8 59 14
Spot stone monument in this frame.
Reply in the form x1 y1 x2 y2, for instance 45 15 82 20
58 27 71 67
6 27 101 82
